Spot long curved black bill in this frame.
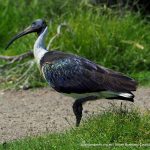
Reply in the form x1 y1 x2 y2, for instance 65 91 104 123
5 26 34 50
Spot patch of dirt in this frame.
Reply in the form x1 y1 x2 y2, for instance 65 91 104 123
0 87 149 143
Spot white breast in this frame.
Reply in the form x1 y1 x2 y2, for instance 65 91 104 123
33 48 48 65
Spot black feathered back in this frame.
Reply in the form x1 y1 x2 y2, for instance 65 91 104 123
41 51 137 94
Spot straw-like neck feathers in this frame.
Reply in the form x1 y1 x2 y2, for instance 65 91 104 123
33 27 48 65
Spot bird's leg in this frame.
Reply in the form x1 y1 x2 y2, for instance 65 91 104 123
72 99 83 127
72 96 97 127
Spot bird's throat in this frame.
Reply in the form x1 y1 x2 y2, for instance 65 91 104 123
33 27 48 65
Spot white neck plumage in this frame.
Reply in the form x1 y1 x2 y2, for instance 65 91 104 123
33 27 48 65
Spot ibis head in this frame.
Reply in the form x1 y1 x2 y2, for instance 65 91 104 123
5 19 47 49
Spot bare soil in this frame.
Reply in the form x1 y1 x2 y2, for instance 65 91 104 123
0 87 149 143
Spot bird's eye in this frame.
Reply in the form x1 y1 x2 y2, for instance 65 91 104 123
32 22 36 27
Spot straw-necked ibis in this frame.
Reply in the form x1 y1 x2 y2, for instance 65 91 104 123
6 19 137 126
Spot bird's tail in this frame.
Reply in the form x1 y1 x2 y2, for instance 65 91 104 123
106 92 134 102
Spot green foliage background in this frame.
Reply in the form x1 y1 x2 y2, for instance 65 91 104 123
0 0 150 88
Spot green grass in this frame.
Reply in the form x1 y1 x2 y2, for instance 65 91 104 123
0 108 149 150
0 0 150 88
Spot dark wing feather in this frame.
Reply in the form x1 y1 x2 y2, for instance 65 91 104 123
42 51 137 93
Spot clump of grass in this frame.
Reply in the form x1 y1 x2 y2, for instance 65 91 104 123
0 106 149 150
0 60 46 89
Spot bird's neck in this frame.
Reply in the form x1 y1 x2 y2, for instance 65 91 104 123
34 27 48 65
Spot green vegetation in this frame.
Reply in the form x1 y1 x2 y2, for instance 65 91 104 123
0 107 149 150
0 0 150 88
